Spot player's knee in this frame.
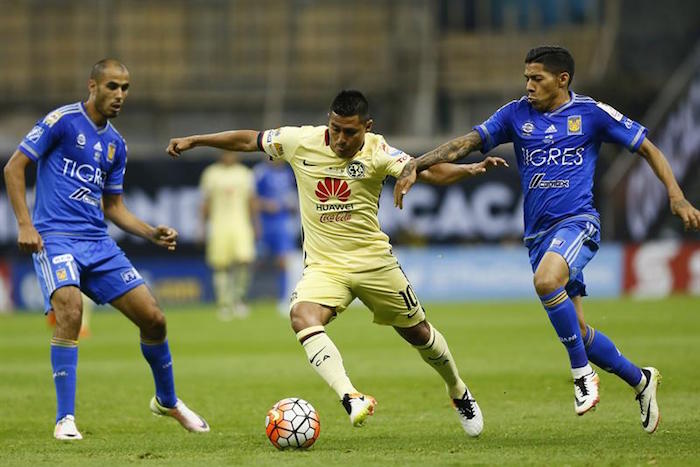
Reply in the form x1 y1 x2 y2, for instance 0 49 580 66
396 321 431 346
289 303 327 334
141 307 167 340
533 272 561 296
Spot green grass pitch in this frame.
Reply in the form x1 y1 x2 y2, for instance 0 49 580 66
1 297 699 466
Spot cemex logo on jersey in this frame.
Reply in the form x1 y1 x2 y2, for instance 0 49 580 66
315 178 350 203
528 173 569 189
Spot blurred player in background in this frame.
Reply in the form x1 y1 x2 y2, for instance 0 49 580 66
253 159 298 314
200 152 258 320
168 90 507 436
395 46 700 433
3 59 209 440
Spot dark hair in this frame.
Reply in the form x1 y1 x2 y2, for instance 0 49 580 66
330 89 370 121
90 58 127 81
525 46 575 87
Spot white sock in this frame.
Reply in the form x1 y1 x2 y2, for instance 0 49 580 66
299 330 357 399
571 363 594 379
414 323 468 399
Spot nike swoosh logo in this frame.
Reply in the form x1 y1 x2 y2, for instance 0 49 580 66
574 397 586 407
302 160 316 166
642 401 652 428
309 346 327 364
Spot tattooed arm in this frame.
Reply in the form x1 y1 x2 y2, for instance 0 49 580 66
394 131 484 208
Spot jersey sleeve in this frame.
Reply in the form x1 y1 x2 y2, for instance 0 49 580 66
375 138 412 178
257 126 302 162
473 100 515 153
593 101 648 152
17 111 65 161
104 142 127 194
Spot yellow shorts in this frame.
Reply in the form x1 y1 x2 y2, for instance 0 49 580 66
290 262 425 328
206 231 254 268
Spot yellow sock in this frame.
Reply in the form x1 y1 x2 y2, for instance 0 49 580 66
298 328 357 399
414 323 468 399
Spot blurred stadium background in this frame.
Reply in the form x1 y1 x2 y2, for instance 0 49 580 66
0 0 698 311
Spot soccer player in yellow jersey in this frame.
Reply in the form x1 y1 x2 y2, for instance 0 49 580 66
167 90 506 436
199 152 258 320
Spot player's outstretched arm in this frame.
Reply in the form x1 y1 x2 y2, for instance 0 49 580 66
394 131 484 208
167 130 260 158
637 138 700 231
3 150 43 252
417 157 509 186
103 194 178 250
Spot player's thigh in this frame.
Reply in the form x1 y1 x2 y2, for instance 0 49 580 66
110 283 165 332
290 268 353 317
353 265 425 328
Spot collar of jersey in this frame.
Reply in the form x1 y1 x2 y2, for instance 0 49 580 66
79 101 112 135
543 91 576 117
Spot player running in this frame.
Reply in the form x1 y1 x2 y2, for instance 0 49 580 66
167 90 507 436
3 59 209 440
394 46 700 433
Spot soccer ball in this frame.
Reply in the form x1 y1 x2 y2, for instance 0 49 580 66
265 397 320 450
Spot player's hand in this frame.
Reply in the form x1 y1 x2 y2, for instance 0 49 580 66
466 156 509 176
17 223 43 253
166 137 195 158
152 225 178 251
394 159 417 209
670 197 700 231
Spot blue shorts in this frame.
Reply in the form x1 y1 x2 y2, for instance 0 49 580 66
33 236 145 312
525 217 600 297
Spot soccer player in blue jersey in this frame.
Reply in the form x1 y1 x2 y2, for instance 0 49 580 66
3 59 209 440
394 46 700 433
253 160 298 314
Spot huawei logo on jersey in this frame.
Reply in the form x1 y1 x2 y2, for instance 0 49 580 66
315 178 350 203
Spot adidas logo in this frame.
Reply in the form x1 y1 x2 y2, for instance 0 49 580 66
93 142 103 151
545 125 557 134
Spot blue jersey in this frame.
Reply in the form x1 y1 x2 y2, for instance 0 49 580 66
474 91 647 240
254 162 297 226
18 102 127 239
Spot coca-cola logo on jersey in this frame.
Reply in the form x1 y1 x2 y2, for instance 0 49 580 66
315 178 350 203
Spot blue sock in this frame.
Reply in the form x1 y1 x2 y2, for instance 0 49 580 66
51 338 78 422
540 288 588 368
583 325 643 386
140 339 177 408
277 268 287 302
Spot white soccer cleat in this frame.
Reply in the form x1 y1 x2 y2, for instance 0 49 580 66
341 393 377 427
452 390 483 437
636 367 661 434
54 415 83 440
574 370 600 415
150 397 210 433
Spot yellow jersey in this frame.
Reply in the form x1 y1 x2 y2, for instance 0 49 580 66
199 162 255 238
259 126 411 272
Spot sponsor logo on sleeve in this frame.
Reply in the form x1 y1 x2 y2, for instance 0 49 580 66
596 102 623 121
567 115 582 135
26 126 44 143
43 111 62 127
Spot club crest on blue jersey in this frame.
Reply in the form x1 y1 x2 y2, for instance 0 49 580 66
567 115 582 135
107 142 116 163
56 268 68 282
